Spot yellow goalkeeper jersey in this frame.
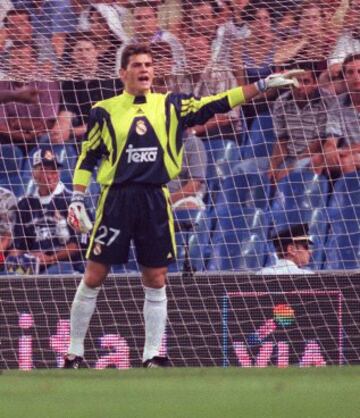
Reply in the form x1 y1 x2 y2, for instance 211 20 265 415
73 87 246 188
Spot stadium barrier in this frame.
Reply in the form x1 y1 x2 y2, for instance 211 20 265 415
1 272 359 369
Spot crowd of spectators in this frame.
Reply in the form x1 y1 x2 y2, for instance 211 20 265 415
0 0 360 274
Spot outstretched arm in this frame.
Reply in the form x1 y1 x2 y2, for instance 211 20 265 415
0 87 39 104
180 70 304 127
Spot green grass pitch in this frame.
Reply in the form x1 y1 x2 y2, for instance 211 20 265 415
1 367 359 418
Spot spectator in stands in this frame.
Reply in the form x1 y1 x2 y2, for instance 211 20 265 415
318 62 347 96
212 0 251 68
328 0 360 66
274 2 331 66
0 186 17 273
184 34 243 143
14 0 77 38
274 3 299 43
116 1 186 76
86 3 128 74
0 41 60 155
51 32 122 146
257 224 314 275
182 0 221 50
168 136 208 210
150 41 183 93
2 8 56 69
231 2 276 127
232 3 275 83
317 53 360 177
269 64 331 183
10 147 83 274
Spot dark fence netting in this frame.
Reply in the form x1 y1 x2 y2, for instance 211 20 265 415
1 272 359 369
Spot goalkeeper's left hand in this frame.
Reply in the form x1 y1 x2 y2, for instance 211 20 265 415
256 69 305 92
67 191 93 234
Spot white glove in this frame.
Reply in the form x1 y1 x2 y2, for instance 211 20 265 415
256 69 305 92
67 192 93 234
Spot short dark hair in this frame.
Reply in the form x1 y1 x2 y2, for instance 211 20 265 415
4 8 32 27
343 53 360 73
130 1 159 13
120 44 152 70
187 0 220 16
241 2 274 23
272 224 312 259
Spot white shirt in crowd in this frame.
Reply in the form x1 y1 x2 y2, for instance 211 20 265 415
256 259 315 275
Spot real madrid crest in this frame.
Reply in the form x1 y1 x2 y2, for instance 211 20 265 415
93 243 102 256
135 119 147 135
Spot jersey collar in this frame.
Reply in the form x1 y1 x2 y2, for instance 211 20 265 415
123 90 150 104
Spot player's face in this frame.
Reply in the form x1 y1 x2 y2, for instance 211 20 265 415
121 54 154 95
33 166 60 195
344 59 360 93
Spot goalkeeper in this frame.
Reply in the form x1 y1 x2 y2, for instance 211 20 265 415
64 44 302 368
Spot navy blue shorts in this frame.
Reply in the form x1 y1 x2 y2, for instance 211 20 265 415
87 183 176 268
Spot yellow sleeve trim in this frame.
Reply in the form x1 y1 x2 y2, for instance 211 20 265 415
227 87 246 108
73 169 92 188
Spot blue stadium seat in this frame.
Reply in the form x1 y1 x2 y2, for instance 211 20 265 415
329 171 360 207
0 145 25 196
202 139 241 202
215 164 271 211
323 206 360 269
168 208 206 273
307 208 330 270
188 208 213 272
270 168 329 233
207 207 270 271
241 112 275 160
323 171 360 269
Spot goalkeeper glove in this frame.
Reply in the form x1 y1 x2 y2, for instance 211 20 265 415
255 69 305 93
67 191 93 233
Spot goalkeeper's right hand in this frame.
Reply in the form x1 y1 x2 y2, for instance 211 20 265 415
67 191 93 234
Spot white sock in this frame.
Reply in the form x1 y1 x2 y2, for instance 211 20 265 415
68 279 100 357
142 286 167 362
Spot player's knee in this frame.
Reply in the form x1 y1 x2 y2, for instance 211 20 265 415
83 260 110 288
141 266 167 288
143 285 167 302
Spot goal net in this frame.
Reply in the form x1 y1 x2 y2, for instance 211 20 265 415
1 0 360 368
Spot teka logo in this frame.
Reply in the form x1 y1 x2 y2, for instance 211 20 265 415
125 144 158 163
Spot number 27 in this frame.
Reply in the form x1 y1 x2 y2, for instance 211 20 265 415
95 226 120 246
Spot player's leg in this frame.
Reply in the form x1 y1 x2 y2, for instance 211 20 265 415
135 185 176 367
65 185 130 367
141 265 169 366
64 261 110 367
